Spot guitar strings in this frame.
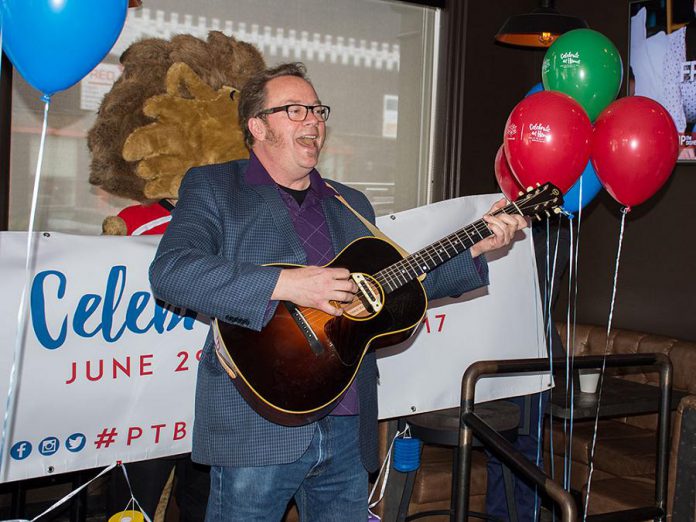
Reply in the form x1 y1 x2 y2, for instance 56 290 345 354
296 215 499 323
301 214 501 324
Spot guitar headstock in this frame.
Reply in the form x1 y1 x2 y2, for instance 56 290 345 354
510 182 564 221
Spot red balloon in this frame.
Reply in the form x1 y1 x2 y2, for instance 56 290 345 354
591 96 678 209
494 145 523 201
504 91 592 193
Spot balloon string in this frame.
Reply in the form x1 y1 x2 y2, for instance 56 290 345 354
531 215 563 522
28 462 118 522
0 98 51 481
583 207 628 519
530 222 545 522
120 464 153 522
563 177 584 492
562 219 572 477
562 219 574 492
540 221 551 492
547 216 561 479
367 426 410 512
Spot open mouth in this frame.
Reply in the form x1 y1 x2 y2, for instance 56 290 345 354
297 134 319 147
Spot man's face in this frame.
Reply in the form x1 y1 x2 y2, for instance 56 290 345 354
251 75 326 185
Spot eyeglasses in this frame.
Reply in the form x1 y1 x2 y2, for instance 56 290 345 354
256 104 331 122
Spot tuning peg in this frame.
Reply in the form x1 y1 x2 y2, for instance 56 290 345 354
518 190 524 197
553 208 562 214
526 186 534 192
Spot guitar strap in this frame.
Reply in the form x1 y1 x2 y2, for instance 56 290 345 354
327 183 412 259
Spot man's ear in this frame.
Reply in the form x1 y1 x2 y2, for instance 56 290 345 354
248 117 266 142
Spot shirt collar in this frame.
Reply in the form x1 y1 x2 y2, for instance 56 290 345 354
244 151 336 200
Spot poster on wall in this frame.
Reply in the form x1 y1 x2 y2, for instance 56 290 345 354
630 0 696 160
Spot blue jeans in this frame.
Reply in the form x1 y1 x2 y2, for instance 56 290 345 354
204 415 368 522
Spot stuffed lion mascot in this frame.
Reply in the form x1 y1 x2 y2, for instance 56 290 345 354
88 30 265 235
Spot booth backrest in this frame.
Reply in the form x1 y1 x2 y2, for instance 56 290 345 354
556 323 696 429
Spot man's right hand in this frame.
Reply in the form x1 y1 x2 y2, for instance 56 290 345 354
271 267 357 316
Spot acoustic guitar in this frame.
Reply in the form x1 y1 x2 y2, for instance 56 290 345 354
213 183 563 426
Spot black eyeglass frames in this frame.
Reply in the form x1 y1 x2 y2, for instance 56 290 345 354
255 104 331 122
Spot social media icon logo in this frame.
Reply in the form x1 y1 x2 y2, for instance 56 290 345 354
10 441 32 460
39 436 59 456
65 433 86 453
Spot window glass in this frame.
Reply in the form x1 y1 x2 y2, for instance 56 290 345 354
9 0 439 233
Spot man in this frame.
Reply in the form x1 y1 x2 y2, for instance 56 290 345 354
149 62 525 521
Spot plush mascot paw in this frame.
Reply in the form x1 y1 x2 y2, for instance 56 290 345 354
102 215 128 236
122 62 247 200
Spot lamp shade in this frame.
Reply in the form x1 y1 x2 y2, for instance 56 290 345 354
495 5 588 48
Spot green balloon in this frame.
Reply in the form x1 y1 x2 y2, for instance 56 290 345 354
542 29 623 122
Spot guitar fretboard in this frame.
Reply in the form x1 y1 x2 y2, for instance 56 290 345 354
370 183 562 295
373 207 511 294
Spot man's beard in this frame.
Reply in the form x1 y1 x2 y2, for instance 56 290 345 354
263 122 282 147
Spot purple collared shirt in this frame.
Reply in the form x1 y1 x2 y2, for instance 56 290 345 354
246 153 359 415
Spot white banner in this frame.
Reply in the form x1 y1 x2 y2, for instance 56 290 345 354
0 194 549 482
0 232 200 483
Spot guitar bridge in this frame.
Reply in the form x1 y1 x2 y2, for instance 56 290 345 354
284 301 324 355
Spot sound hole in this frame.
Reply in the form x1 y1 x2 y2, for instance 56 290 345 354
340 273 383 320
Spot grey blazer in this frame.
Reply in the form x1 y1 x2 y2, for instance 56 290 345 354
149 159 488 472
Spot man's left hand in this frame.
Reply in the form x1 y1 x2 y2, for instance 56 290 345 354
469 198 527 258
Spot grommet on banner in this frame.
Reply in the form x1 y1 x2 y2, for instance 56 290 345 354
392 427 421 473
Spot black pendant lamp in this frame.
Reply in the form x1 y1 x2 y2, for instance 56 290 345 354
495 0 588 48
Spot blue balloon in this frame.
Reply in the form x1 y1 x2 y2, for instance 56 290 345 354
562 161 602 214
1 0 128 97
525 83 544 97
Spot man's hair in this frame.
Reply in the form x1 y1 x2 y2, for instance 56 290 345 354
238 62 313 148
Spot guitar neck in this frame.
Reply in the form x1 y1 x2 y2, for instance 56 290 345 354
371 183 563 295
373 204 516 295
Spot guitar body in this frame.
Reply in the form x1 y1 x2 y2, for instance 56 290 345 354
215 236 427 426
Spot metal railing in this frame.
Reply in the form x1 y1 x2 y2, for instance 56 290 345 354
455 353 672 522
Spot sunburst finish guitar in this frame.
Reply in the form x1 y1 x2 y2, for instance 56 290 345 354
213 183 563 426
